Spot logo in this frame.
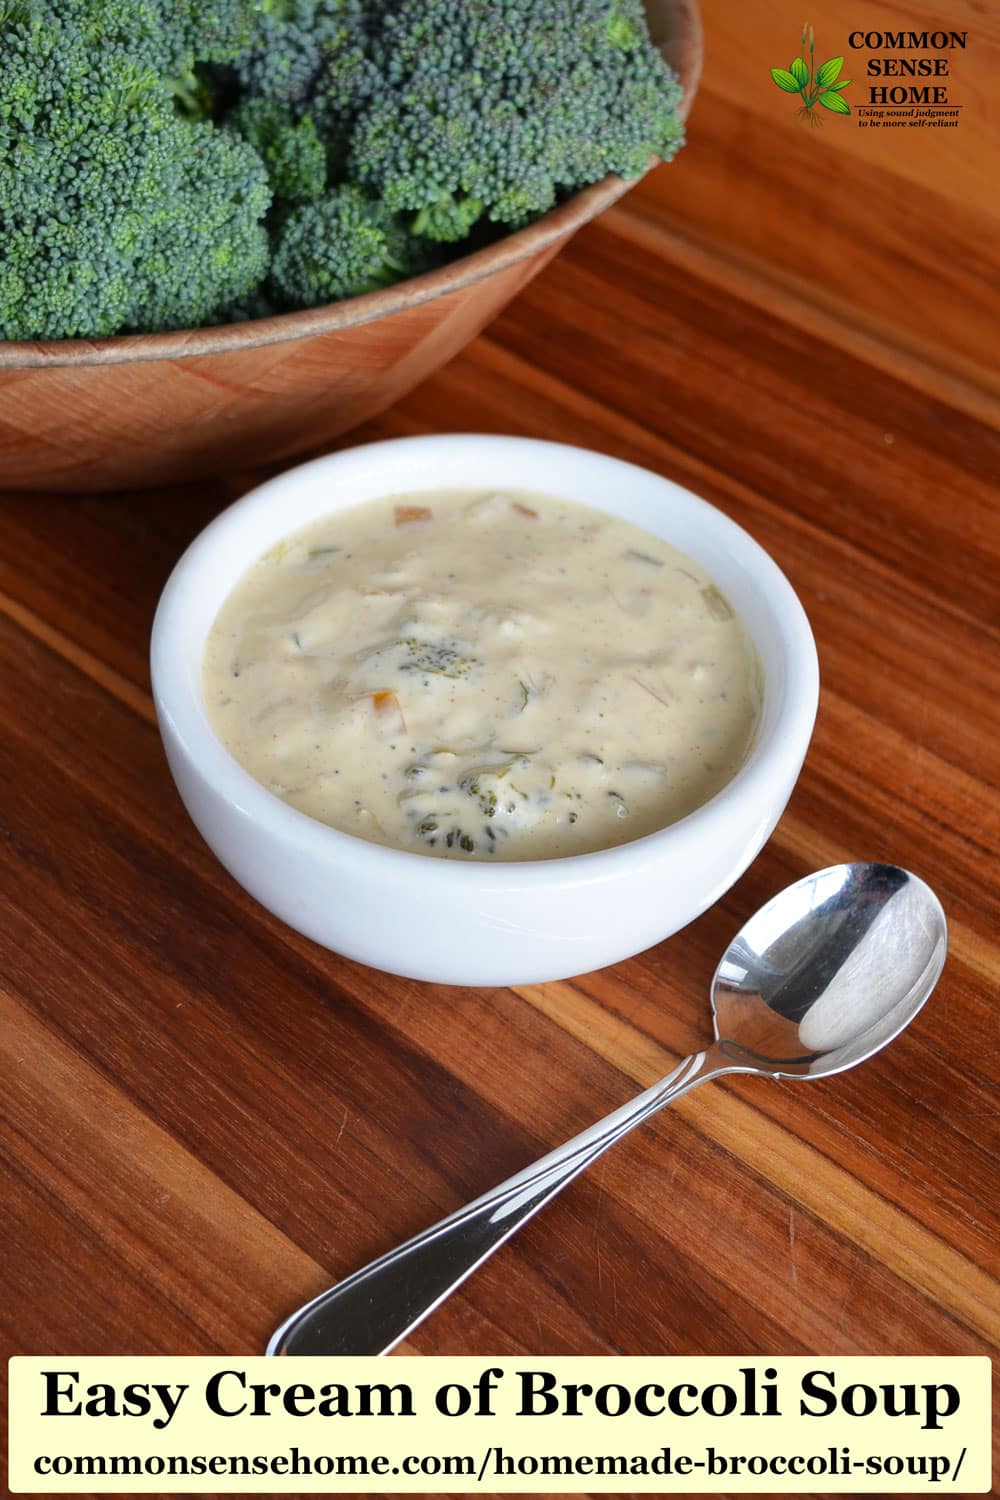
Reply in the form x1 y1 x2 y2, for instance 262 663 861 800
770 24 851 123
850 30 966 128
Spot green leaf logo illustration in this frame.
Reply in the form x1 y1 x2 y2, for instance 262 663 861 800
815 55 843 87
770 24 852 123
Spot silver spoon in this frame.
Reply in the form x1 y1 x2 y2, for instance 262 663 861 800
268 862 946 1356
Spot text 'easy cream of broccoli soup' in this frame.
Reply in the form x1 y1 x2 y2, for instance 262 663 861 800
203 490 761 860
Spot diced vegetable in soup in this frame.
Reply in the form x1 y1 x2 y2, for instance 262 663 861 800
203 490 761 859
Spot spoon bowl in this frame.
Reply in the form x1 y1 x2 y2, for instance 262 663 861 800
712 862 947 1078
268 862 946 1356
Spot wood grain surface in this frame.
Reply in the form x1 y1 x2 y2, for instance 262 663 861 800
2 171 998 1494
636 0 1000 401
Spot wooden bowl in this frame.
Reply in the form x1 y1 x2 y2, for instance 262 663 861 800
0 1 701 493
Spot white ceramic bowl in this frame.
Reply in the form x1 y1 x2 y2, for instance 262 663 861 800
151 435 819 985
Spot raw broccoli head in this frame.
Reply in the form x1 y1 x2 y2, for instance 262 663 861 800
269 186 436 309
0 1 272 340
349 0 684 240
0 0 688 339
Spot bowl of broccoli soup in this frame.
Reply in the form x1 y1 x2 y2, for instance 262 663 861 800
151 435 818 985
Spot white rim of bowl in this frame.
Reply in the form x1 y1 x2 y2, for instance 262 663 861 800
151 434 819 888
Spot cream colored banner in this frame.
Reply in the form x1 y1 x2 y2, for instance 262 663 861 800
7 1356 992 1493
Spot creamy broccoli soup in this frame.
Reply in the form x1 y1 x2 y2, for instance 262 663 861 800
204 490 761 860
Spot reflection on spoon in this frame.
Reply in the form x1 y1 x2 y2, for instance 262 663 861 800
268 862 946 1357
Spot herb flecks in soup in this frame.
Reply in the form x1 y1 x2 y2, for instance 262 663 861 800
204 490 761 860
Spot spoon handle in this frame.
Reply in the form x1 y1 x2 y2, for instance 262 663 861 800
268 1045 727 1356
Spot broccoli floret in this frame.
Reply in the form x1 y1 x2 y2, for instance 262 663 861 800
349 0 684 240
45 1 265 81
400 750 550 855
230 97 328 203
412 195 487 247
232 0 346 108
159 3 270 119
174 2 265 69
0 1 271 340
269 186 435 308
231 0 377 163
